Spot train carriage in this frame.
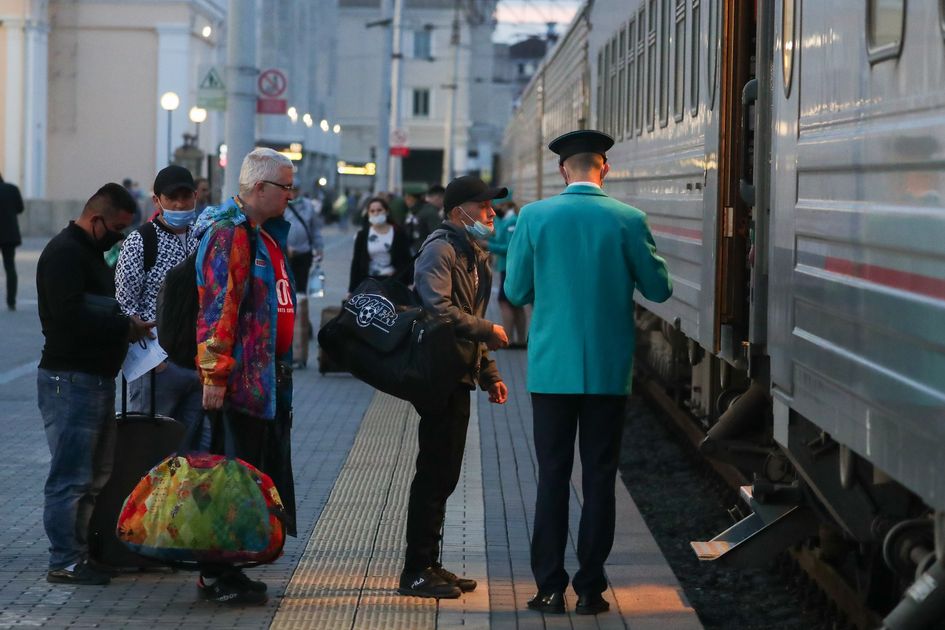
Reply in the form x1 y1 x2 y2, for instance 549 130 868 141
501 1 945 626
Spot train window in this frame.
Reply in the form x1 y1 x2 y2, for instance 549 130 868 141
673 0 686 122
660 0 671 127
627 18 636 136
636 10 645 134
597 50 605 132
707 0 719 109
647 0 657 131
782 0 795 96
690 0 700 116
618 27 627 139
611 37 620 138
867 0 905 62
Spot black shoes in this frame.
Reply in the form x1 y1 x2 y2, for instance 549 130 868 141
431 564 477 592
398 567 462 599
575 592 610 615
527 591 566 614
47 560 111 585
198 571 268 605
527 591 610 615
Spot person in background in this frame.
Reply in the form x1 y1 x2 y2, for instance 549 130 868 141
286 179 325 286
36 183 154 586
505 130 672 616
0 172 25 311
425 184 445 218
114 165 207 451
194 177 211 212
121 178 144 228
403 186 442 256
193 147 298 605
487 198 530 348
347 197 411 294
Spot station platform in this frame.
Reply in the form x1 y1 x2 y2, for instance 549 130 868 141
0 227 702 629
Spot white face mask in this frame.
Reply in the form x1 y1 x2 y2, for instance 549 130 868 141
368 212 388 226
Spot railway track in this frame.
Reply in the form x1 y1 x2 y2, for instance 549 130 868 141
637 377 884 630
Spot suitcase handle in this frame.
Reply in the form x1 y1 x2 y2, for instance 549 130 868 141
120 368 157 420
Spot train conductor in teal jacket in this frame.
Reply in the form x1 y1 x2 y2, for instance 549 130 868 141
504 130 673 615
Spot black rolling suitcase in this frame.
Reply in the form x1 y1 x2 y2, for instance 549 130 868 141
317 305 347 374
89 371 186 569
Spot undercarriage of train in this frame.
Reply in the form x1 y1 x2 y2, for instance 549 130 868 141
636 315 945 630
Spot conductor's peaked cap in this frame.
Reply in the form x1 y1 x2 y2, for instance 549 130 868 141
548 130 615 164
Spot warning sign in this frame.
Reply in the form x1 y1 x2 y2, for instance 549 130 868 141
197 65 226 110
257 68 288 114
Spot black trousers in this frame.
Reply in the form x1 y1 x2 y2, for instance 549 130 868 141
1 245 16 308
289 251 313 292
403 384 471 571
530 393 627 594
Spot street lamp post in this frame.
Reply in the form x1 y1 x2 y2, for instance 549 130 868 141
160 91 180 166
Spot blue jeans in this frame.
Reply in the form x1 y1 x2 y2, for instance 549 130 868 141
129 361 209 451
37 369 117 570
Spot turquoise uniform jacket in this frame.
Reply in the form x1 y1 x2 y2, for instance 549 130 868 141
504 183 672 394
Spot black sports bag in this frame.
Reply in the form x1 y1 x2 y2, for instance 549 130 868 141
317 277 467 410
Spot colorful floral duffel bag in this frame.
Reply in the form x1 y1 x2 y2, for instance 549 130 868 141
117 453 287 567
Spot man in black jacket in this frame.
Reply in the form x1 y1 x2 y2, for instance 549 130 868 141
398 176 510 599
0 173 24 310
36 183 154 586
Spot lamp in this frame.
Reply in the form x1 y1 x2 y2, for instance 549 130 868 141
160 91 180 166
189 106 207 143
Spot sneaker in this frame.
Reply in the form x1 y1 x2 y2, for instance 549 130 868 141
47 560 111 585
397 567 462 599
222 568 268 593
197 575 267 605
432 564 477 592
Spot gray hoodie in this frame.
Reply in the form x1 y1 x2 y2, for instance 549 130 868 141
413 222 500 389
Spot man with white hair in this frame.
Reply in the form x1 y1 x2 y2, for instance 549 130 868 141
191 148 297 605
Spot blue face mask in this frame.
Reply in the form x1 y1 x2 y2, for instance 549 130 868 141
161 206 196 228
461 208 494 238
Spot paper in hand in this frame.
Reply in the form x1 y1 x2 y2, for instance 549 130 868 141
122 332 168 382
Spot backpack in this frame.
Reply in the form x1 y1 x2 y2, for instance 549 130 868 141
156 222 253 369
117 452 287 568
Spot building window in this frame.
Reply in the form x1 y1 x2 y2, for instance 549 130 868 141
412 88 430 117
413 29 432 59
867 0 905 62
690 0 700 115
626 18 636 136
673 0 686 121
647 0 657 131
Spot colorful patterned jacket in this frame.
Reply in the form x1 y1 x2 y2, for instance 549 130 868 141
193 198 295 420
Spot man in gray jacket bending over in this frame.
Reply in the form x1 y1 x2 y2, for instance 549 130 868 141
398 176 510 599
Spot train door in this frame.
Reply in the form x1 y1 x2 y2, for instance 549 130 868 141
712 0 755 362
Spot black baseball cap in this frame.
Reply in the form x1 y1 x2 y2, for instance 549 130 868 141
443 176 508 213
548 129 615 164
153 165 196 197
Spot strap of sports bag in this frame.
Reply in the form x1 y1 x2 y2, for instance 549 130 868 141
287 202 314 250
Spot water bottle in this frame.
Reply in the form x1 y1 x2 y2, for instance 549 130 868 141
308 263 325 299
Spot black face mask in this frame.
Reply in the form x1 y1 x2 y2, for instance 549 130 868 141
93 216 125 251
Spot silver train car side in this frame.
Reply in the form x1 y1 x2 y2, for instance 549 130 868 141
500 1 945 626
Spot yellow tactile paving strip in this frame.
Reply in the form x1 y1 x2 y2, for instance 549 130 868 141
271 391 487 629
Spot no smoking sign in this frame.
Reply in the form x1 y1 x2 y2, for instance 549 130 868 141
257 68 288 114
